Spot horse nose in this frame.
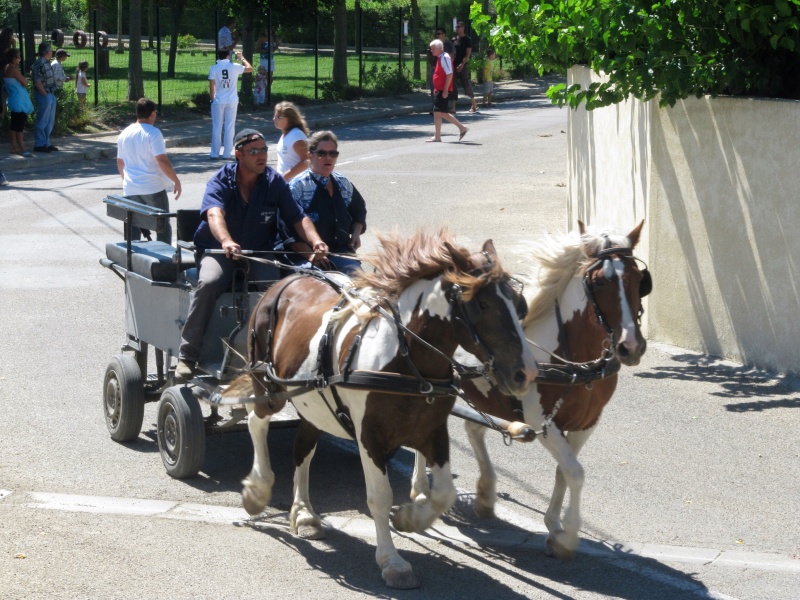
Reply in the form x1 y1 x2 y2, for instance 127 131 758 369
513 364 538 388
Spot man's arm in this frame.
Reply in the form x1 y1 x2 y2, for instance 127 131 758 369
206 206 241 258
236 52 253 74
443 73 453 98
32 63 47 95
116 158 125 179
208 79 216 102
457 46 472 73
155 154 182 200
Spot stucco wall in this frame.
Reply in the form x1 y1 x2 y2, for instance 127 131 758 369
568 65 800 373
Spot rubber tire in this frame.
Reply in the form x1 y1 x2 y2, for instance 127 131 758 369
157 386 205 479
97 31 109 48
73 30 87 48
103 355 145 442
51 29 64 47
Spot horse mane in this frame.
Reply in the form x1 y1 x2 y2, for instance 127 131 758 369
523 226 632 325
351 228 506 301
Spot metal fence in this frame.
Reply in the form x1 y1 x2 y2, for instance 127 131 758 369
3 2 487 110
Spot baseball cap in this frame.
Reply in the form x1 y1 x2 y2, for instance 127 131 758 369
56 49 71 58
233 129 265 150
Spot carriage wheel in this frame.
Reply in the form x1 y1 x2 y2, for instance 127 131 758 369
157 386 205 479
103 355 145 442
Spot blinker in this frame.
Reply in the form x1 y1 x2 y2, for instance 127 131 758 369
639 269 653 297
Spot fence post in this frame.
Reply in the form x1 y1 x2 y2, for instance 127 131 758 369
314 4 319 101
214 10 219 56
93 9 99 107
266 4 272 107
398 7 402 81
156 7 162 110
357 0 362 90
16 11 23 67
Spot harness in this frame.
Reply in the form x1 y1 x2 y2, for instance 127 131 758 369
510 237 652 431
246 265 504 440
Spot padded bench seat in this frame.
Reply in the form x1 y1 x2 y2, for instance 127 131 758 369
105 241 195 282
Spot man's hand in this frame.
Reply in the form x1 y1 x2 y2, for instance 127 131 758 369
310 240 329 267
173 180 182 200
221 239 242 259
457 64 464 73
350 231 361 251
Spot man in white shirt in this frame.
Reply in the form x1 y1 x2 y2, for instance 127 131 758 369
208 49 252 160
116 98 182 243
50 49 70 90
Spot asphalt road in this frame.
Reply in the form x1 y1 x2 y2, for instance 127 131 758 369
1 99 800 599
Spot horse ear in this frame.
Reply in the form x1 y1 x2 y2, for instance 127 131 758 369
578 220 587 235
627 220 645 248
482 239 497 259
445 241 472 272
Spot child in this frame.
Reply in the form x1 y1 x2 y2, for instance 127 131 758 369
75 61 90 111
483 48 496 107
51 48 70 91
253 64 267 105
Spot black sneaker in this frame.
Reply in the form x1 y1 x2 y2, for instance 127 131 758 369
46 145 59 151
34 146 48 152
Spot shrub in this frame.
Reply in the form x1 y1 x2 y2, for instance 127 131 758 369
472 0 800 109
362 64 417 95
190 91 211 112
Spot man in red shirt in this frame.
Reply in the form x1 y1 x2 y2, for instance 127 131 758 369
427 39 468 143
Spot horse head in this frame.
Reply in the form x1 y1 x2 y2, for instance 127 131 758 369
443 238 538 396
578 220 650 366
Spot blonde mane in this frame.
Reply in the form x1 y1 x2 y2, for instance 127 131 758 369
523 227 632 325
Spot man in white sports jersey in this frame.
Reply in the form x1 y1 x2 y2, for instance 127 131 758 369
208 49 252 160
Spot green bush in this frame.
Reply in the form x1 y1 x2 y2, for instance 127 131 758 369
190 91 211 112
362 64 417 95
472 0 800 109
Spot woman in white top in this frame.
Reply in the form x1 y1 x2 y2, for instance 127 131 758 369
273 101 310 182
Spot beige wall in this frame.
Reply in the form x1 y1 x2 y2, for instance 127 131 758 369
568 66 800 373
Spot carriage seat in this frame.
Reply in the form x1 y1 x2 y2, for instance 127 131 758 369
105 241 195 282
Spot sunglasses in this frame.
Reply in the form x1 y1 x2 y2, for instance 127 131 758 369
313 150 340 158
244 146 268 156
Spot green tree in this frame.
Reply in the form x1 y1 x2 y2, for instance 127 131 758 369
471 0 800 109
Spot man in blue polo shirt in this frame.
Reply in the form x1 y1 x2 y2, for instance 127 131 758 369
176 128 328 379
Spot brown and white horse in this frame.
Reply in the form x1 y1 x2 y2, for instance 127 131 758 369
412 221 650 559
234 230 538 589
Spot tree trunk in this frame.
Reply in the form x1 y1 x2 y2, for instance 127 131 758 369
20 0 36 71
116 0 125 53
411 0 421 80
332 0 347 86
239 6 257 100
127 0 144 100
166 1 187 78
147 0 154 49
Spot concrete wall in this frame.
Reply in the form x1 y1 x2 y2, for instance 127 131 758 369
568 66 800 373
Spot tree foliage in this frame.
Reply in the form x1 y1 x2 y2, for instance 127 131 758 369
471 0 800 109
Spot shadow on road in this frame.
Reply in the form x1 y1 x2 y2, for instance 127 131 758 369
635 352 800 409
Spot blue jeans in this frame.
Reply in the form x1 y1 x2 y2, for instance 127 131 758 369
34 91 56 148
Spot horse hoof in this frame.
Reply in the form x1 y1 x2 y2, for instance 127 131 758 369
390 506 417 533
383 566 419 589
546 535 577 560
242 487 269 516
474 501 496 520
295 521 326 540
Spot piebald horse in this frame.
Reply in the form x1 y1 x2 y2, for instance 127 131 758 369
234 230 538 588
412 221 651 559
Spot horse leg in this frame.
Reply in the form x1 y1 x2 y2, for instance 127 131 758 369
409 451 430 501
241 404 276 516
540 425 596 559
290 420 325 540
358 446 419 589
464 420 497 518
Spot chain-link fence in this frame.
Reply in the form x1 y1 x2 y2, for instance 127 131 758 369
2 2 495 111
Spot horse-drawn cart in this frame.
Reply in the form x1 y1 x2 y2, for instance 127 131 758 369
99 195 301 478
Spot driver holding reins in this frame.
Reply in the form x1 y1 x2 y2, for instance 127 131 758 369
176 128 328 380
